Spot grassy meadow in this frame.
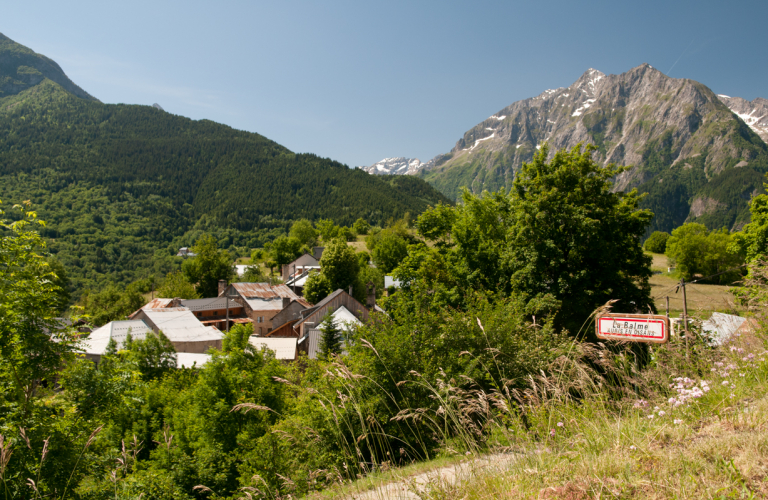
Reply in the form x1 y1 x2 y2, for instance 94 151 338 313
647 252 745 318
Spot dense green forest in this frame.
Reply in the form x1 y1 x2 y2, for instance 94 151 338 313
0 35 449 296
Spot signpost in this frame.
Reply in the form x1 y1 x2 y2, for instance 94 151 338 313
595 314 670 344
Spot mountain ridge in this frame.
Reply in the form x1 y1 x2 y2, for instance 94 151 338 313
377 64 767 233
0 32 97 101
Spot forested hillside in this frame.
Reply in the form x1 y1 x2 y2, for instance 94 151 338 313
0 34 449 295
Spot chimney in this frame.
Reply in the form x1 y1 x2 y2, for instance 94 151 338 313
170 297 183 308
282 297 291 309
348 285 353 296
313 246 324 260
366 281 376 310
218 280 227 297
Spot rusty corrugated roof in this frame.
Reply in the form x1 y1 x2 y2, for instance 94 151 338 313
143 298 174 309
230 283 302 301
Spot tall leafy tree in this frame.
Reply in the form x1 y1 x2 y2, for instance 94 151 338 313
319 238 360 293
126 331 178 380
0 201 78 420
395 144 655 336
267 235 302 268
504 144 654 335
182 234 235 297
371 230 408 274
352 218 371 235
644 231 670 253
303 270 333 304
736 179 768 262
46 256 72 315
666 223 744 284
157 270 199 299
315 219 340 242
416 202 456 247
289 219 318 246
81 283 148 325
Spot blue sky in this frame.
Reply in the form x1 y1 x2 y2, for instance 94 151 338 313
5 0 767 167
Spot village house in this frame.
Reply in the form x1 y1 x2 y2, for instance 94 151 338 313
218 282 311 335
181 296 247 331
79 316 219 367
249 337 299 361
281 253 320 282
297 302 364 359
262 287 380 359
176 247 197 258
131 307 225 353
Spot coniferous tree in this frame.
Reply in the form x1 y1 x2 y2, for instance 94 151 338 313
318 310 341 360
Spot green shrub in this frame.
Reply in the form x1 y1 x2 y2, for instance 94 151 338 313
644 230 670 253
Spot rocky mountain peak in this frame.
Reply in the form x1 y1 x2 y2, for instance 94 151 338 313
572 68 606 98
409 64 767 234
359 157 426 176
717 94 768 143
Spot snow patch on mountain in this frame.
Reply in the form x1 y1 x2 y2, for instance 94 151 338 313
359 157 426 176
718 95 768 143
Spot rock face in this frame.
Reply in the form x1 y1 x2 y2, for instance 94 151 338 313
717 95 768 144
413 64 768 233
0 33 97 101
359 157 426 176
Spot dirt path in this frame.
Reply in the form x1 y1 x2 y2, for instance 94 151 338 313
345 453 518 500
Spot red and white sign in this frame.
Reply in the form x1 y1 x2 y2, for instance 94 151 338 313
595 314 669 344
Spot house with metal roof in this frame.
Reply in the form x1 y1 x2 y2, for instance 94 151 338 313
80 320 214 369
384 276 402 293
79 320 155 362
281 252 321 282
298 304 364 359
249 337 299 361
219 282 311 336
177 352 212 368
127 298 182 320
176 247 197 257
285 268 319 295
181 296 247 331
132 308 224 353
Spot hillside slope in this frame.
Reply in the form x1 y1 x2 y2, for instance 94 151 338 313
0 33 449 293
419 64 768 233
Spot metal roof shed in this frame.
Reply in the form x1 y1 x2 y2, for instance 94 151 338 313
249 337 298 361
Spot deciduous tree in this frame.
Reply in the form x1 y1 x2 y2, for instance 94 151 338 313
0 201 78 420
303 270 333 304
644 231 670 253
157 270 199 299
666 223 744 284
182 234 235 297
319 238 360 293
289 219 318 246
